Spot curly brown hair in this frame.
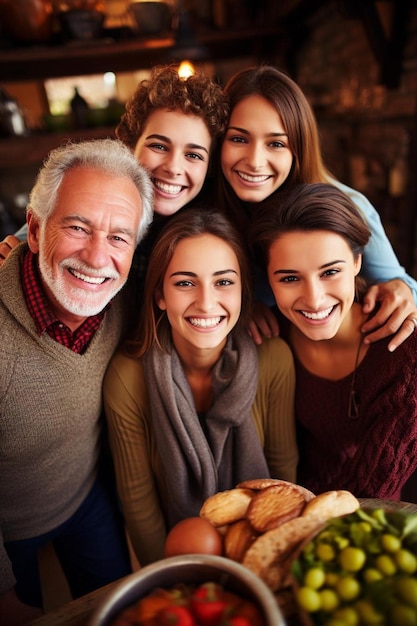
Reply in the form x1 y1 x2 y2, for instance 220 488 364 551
116 65 229 150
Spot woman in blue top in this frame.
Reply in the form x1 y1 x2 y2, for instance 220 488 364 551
218 65 417 352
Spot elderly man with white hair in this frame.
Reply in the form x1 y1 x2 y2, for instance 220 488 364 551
0 138 153 625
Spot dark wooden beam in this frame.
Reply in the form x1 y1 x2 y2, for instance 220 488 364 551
344 0 412 89
381 0 412 89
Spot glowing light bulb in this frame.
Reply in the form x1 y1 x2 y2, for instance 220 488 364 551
178 61 195 79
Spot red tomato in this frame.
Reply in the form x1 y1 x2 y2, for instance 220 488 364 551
164 517 223 558
190 582 226 625
159 605 196 626
231 600 264 626
227 618 251 626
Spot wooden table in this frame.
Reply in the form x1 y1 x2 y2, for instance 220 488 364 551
28 499 417 626
358 498 417 514
28 581 119 626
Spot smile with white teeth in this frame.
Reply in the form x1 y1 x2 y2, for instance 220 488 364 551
153 179 184 195
69 268 107 285
188 317 223 328
237 171 270 183
300 306 334 320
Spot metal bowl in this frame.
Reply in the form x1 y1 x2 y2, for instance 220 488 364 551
88 554 286 626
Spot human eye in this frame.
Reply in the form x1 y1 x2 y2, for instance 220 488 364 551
148 142 168 152
216 278 234 287
186 151 205 162
225 129 247 144
269 139 287 149
174 279 194 287
69 225 86 232
109 234 132 247
66 223 89 236
321 268 340 278
279 275 298 283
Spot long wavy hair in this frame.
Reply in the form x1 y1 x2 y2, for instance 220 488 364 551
125 206 253 357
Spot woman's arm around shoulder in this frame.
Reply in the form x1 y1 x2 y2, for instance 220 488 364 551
334 180 417 302
0 235 20 265
333 180 417 347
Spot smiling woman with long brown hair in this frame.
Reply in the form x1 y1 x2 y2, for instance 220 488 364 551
253 182 417 500
103 206 298 567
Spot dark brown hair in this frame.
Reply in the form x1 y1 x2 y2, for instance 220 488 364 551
126 206 253 357
252 182 371 268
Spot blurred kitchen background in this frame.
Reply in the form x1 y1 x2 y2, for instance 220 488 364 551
0 0 416 277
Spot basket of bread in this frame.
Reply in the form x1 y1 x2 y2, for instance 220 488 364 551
164 479 417 625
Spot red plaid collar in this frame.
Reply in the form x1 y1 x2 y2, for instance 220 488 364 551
22 250 107 353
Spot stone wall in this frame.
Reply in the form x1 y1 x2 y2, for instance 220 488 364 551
290 1 417 276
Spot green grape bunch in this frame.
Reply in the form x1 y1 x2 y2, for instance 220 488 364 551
291 508 417 626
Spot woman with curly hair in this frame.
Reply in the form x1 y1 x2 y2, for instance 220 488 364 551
114 65 229 321
117 64 228 218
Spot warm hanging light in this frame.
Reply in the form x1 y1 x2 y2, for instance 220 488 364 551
177 60 196 78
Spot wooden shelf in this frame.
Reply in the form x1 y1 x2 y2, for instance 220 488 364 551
0 26 281 82
0 127 115 169
0 25 281 170
0 26 280 171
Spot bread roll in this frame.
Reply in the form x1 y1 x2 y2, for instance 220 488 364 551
199 488 253 526
301 489 359 522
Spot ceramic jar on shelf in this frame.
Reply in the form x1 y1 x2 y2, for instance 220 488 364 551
0 0 54 44
53 0 106 40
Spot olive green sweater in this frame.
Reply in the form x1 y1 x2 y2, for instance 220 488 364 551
0 244 124 593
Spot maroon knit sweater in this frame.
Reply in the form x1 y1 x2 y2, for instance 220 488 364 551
295 333 417 500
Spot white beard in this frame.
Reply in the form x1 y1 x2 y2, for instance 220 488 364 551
38 248 124 318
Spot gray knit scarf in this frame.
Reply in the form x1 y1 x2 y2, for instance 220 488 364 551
142 330 270 527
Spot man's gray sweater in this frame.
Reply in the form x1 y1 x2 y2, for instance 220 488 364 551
0 244 124 592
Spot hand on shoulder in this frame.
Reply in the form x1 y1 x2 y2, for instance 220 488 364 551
361 279 417 351
248 301 280 345
0 235 20 265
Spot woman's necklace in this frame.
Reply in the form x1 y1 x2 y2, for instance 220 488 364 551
348 335 364 420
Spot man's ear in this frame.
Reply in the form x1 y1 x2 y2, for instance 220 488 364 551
27 210 41 254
